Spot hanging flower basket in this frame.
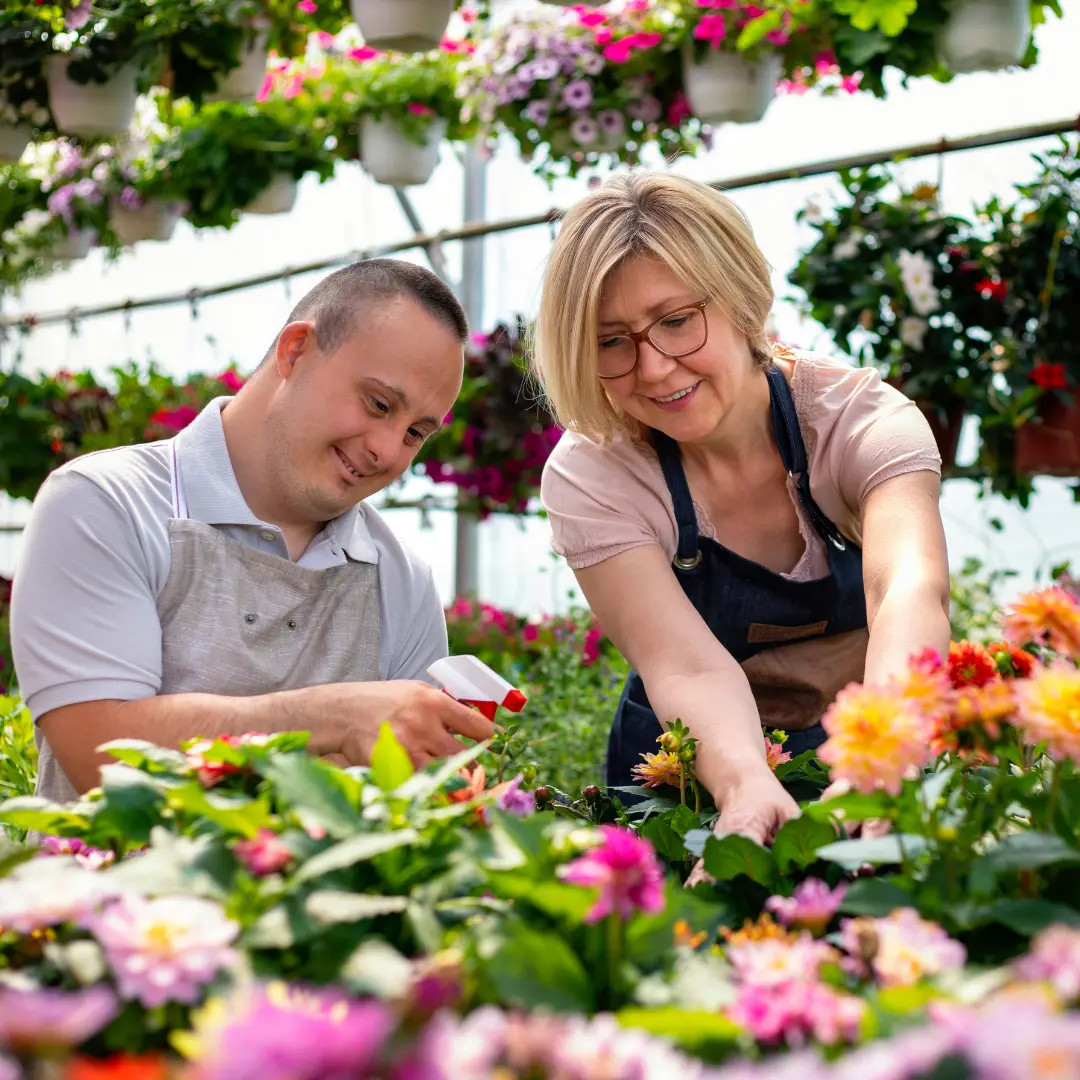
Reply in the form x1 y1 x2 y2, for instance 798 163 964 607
681 45 782 125
1014 390 1080 477
937 0 1031 74
0 124 30 164
242 173 298 215
207 28 270 102
49 227 97 262
360 116 445 188
109 199 184 245
45 56 138 137
350 0 454 53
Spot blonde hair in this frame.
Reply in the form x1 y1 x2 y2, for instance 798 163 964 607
532 171 775 443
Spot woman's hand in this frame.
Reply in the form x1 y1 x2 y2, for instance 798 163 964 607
685 768 799 887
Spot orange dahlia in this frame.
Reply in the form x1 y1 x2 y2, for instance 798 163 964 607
1003 587 1080 659
631 749 683 789
947 641 1000 689
1014 663 1080 765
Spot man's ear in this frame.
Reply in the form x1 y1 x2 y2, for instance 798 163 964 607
275 322 318 380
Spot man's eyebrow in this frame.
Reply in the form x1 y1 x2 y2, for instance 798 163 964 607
366 377 439 427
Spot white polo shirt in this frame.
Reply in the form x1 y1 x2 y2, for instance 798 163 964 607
11 397 448 723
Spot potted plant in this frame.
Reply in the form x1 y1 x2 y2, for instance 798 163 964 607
414 319 562 516
43 0 158 137
670 0 826 125
162 98 336 228
0 6 55 161
349 45 474 187
457 4 704 184
821 0 1060 96
973 137 1080 489
789 165 994 472
350 0 456 54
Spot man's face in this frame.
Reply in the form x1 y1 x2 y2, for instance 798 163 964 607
267 293 463 522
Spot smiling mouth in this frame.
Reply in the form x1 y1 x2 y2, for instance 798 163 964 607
649 383 700 404
334 446 369 481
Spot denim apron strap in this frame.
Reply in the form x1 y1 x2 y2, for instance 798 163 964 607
651 429 702 571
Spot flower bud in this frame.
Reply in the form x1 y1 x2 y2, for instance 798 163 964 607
582 785 601 801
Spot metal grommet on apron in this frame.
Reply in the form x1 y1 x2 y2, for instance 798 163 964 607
607 365 869 803
156 443 382 699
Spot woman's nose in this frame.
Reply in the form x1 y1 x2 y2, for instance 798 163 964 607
634 340 678 384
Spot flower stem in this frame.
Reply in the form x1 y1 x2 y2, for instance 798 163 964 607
679 766 686 807
606 913 623 1009
1045 759 1063 835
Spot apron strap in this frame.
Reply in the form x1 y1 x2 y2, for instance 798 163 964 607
765 365 850 552
170 442 190 520
650 429 701 570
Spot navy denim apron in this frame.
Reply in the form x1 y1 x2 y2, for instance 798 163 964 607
607 365 868 796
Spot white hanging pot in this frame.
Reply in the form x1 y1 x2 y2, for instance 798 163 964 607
350 0 454 52
243 173 297 215
937 0 1030 74
46 55 138 137
681 44 782 125
109 198 183 245
360 116 445 187
207 28 270 101
49 227 97 261
0 124 30 163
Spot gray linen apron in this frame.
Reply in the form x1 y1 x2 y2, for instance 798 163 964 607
34 441 381 804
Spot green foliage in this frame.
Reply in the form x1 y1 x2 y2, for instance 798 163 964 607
0 697 36 836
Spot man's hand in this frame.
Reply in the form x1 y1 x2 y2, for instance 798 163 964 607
338 681 496 769
685 768 799 888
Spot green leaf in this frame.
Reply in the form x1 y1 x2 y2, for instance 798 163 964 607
305 890 409 925
702 834 777 889
485 871 596 924
971 831 1080 878
165 782 269 839
98 739 188 773
259 754 363 839
668 804 701 839
640 816 686 863
616 1008 740 1052
816 834 928 871
984 898 1080 935
243 901 312 950
772 813 838 873
369 722 414 793
0 797 92 836
292 828 419 885
804 790 894 824
839 877 914 917
486 921 595 1013
88 764 166 845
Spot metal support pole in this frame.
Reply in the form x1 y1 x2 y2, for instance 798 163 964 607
453 145 487 599
392 187 450 282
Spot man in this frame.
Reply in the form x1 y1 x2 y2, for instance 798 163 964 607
11 259 493 802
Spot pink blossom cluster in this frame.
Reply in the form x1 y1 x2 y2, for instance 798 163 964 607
558 825 666 923
778 51 862 97
693 0 794 50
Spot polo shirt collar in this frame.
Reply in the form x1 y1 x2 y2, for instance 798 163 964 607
173 398 379 565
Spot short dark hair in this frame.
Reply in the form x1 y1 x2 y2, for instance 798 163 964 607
264 259 468 363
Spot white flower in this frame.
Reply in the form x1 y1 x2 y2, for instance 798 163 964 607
833 229 864 261
908 284 941 316
803 199 825 226
899 316 929 351
0 859 120 933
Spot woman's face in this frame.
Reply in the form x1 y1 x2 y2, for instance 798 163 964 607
597 255 759 444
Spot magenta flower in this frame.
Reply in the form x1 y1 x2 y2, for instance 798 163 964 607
765 879 847 936
348 46 382 61
234 829 294 876
557 826 666 923
91 894 240 1009
727 980 865 1047
693 14 727 46
407 102 436 117
198 984 391 1080
297 0 317 12
217 369 246 393
39 835 114 870
0 986 118 1055
602 40 634 63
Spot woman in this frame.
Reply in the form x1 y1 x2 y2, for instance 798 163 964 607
533 172 950 847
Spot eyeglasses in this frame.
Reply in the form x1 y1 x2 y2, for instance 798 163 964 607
595 299 710 380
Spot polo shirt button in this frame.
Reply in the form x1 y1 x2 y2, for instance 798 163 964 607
287 619 297 629
260 530 275 542
245 613 257 624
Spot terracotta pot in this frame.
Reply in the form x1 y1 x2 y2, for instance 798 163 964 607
1014 390 1080 477
886 379 966 472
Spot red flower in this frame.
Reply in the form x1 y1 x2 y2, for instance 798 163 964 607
216 370 246 393
66 1055 169 1080
1030 362 1068 391
975 277 1008 301
986 641 1036 679
148 405 198 432
50 439 64 454
947 641 999 689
